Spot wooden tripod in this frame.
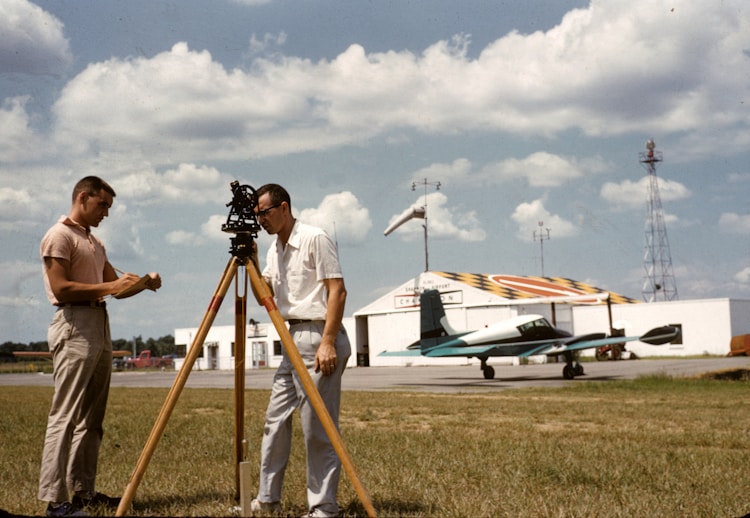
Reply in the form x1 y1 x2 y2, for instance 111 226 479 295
115 255 376 517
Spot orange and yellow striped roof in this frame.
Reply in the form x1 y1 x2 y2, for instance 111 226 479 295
433 271 640 304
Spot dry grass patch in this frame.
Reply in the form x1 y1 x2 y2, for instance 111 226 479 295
1 374 749 517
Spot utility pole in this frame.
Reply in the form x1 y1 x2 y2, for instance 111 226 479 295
411 178 441 271
533 221 551 277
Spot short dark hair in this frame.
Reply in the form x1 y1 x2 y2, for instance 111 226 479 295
72 176 116 203
256 183 291 210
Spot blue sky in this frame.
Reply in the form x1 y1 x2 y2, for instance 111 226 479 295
2 0 749 343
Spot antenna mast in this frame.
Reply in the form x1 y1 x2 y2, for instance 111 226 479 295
533 221 551 277
639 139 678 302
412 178 441 271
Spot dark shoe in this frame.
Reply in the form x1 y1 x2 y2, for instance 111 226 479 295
45 502 88 517
72 492 121 509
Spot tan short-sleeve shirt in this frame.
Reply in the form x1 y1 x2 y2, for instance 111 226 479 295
41 216 108 305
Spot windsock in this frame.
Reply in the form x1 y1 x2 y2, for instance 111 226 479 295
384 205 426 236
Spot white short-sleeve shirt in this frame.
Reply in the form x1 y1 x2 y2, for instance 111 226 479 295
262 221 343 320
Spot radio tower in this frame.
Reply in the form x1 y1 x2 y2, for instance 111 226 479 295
639 139 678 302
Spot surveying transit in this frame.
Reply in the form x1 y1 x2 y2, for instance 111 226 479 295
115 181 376 517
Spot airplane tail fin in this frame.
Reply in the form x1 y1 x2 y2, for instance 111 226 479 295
420 289 459 351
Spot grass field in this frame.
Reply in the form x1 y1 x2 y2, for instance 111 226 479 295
1 373 749 517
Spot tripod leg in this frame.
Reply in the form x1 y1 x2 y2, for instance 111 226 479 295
115 257 241 517
246 261 377 518
234 265 247 500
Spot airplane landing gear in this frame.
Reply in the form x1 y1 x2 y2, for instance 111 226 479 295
479 357 495 379
562 352 585 380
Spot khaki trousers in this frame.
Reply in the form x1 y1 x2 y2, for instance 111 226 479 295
38 306 112 503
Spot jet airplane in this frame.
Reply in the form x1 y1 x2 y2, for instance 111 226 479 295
380 289 680 380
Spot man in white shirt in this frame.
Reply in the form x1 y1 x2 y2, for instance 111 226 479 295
250 183 350 518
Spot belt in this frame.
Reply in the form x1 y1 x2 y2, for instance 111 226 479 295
287 319 323 326
56 301 107 309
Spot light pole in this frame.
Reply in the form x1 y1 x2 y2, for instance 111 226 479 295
533 221 551 277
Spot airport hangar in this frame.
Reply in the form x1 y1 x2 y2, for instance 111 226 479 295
173 271 750 372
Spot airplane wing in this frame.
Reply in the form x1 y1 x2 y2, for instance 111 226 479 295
381 337 577 358
379 349 423 357
545 325 680 354
422 339 565 358
382 325 680 359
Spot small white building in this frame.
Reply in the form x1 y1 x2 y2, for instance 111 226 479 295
173 318 358 372
174 271 750 371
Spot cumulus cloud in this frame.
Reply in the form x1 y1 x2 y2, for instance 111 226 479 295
165 229 198 247
2 0 750 341
0 0 72 76
165 214 228 247
117 163 231 206
511 199 578 242
230 0 273 5
94 204 147 262
718 213 750 234
409 153 608 189
481 152 608 187
728 172 750 184
410 158 472 186
0 260 41 308
735 267 750 284
248 32 288 56
298 192 372 245
385 192 486 242
168 193 372 248
0 186 35 226
0 97 46 162
0 183 62 230
44 0 750 165
600 176 692 211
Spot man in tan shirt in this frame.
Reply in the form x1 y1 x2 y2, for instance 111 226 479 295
38 176 160 517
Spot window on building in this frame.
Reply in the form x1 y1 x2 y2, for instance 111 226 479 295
273 340 282 356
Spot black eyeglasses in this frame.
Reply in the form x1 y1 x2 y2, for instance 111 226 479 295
256 204 281 218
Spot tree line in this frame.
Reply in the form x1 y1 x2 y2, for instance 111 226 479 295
0 335 181 362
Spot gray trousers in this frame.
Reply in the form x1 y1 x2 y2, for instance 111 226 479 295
38 306 112 503
257 321 351 516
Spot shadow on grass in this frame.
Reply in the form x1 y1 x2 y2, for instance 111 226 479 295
700 368 750 381
342 497 427 517
121 489 231 515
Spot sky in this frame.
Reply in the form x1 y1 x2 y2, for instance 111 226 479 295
1 0 749 344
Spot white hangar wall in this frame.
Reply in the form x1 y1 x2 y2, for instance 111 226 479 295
354 272 750 366
572 298 750 358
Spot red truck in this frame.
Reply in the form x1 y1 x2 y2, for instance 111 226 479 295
124 350 174 369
